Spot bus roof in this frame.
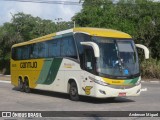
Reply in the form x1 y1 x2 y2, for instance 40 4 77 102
73 27 132 38
12 27 132 47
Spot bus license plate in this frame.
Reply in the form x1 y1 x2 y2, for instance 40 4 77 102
119 92 126 96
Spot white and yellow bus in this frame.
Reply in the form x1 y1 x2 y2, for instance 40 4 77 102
11 27 149 101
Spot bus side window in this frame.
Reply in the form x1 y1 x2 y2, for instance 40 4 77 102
29 44 34 58
37 42 48 58
48 39 61 57
32 44 39 58
74 33 92 70
16 47 22 60
61 36 77 59
12 48 16 60
22 46 29 60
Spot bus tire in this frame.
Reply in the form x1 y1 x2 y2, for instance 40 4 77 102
24 78 31 93
18 78 24 92
107 97 116 101
69 82 79 101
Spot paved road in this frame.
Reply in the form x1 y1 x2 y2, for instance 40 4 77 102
0 81 159 120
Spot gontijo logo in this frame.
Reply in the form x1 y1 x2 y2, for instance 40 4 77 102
20 62 37 68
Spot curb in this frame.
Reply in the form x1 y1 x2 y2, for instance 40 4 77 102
141 81 160 83
150 81 160 83
0 74 11 76
5 75 11 77
0 80 11 83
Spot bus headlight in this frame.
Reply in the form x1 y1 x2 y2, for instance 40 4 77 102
93 79 108 86
89 76 108 86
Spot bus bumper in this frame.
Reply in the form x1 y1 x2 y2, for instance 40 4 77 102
94 84 141 98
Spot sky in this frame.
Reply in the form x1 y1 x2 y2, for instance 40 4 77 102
0 0 159 25
0 0 82 25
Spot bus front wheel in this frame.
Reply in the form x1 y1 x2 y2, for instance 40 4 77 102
69 82 79 101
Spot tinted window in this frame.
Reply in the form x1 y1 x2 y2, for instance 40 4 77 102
12 45 29 60
12 35 78 60
74 33 91 68
74 33 91 55
11 48 16 60
37 42 48 58
22 46 30 59
32 44 39 58
61 36 77 58
16 47 22 60
48 39 61 57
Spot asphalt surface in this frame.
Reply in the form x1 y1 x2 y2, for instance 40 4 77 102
0 80 159 120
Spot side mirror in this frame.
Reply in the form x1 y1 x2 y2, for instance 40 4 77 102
136 44 149 59
80 42 100 58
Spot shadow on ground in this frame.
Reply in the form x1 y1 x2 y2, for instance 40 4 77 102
12 87 135 104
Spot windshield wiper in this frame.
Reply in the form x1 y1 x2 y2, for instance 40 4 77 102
114 40 124 72
114 40 132 76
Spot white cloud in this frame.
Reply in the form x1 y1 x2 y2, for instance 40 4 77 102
16 2 44 17
0 1 82 25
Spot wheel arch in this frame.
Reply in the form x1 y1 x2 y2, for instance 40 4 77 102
67 78 80 94
24 76 30 85
18 76 23 84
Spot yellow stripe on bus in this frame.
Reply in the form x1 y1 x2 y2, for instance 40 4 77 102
102 77 125 85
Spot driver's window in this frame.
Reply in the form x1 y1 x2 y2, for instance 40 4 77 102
84 48 96 73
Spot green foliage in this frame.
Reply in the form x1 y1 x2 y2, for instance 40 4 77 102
11 12 57 40
73 0 160 60
0 22 22 74
0 12 73 74
141 58 160 79
72 0 160 79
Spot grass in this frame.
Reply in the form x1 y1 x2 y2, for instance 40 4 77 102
141 58 160 80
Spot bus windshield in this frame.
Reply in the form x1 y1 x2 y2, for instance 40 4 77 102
92 37 139 78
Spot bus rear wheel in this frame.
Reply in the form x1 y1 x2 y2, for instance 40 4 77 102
18 78 24 92
24 78 31 93
69 82 79 101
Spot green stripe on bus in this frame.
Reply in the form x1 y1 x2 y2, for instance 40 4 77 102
130 77 139 84
124 77 139 85
36 58 63 85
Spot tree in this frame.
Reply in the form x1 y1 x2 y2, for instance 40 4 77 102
73 0 160 59
0 12 73 74
11 13 58 41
